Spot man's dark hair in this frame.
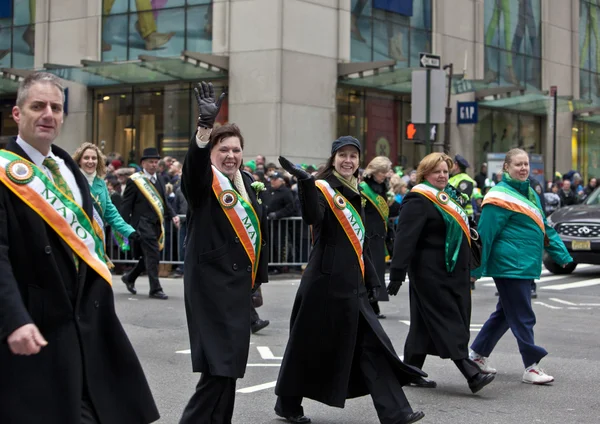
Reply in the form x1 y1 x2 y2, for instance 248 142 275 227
209 123 244 150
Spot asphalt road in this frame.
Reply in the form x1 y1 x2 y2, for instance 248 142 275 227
114 266 600 424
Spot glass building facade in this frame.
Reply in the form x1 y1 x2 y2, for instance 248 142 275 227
0 0 35 70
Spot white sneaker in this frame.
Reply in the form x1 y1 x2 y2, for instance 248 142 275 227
469 350 497 374
523 363 554 385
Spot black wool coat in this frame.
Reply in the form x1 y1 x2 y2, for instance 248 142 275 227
0 140 159 424
362 177 390 302
181 138 268 378
275 175 424 408
390 191 472 360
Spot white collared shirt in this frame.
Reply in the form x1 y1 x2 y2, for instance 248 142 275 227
143 169 157 184
16 136 84 207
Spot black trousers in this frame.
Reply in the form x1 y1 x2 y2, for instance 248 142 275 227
404 353 480 382
276 314 414 424
126 235 162 294
180 372 237 424
81 396 100 424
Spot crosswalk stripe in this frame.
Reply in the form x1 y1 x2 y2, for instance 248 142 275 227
540 278 600 291
237 381 277 393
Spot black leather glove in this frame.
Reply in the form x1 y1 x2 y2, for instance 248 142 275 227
368 287 379 303
193 81 227 129
128 231 140 242
387 280 403 296
251 283 261 294
267 212 277 220
279 156 311 181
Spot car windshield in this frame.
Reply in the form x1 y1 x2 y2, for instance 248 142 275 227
584 187 600 205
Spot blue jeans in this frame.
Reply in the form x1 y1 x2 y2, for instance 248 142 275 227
471 277 547 368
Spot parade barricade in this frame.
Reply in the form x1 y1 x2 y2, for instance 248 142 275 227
106 216 313 267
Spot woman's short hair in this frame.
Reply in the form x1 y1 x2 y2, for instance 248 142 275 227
72 142 107 176
209 123 244 151
416 152 453 184
389 173 406 194
503 148 528 171
363 156 392 178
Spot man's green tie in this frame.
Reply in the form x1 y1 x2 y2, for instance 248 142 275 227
43 157 80 271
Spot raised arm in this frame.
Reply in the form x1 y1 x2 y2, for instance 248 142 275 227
279 157 326 225
182 81 226 209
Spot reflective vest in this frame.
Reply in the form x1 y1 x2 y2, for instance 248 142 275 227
449 173 476 216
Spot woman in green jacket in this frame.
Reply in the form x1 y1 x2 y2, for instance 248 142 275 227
470 148 572 385
72 143 137 254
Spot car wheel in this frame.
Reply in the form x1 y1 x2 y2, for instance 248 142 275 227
543 253 577 275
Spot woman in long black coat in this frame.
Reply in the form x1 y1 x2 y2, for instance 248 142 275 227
180 84 269 424
361 156 392 318
275 136 425 424
388 152 494 394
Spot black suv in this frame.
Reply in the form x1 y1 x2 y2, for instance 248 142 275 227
544 188 600 274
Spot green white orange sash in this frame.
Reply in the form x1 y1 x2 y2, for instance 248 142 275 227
483 185 545 234
0 150 112 285
359 181 389 231
131 172 165 251
411 183 471 245
315 180 365 277
211 166 262 287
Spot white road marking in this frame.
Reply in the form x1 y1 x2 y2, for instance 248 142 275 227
237 381 277 393
400 320 481 331
578 303 600 306
257 346 283 360
541 278 600 291
549 298 578 306
534 302 562 310
176 349 191 354
481 275 565 287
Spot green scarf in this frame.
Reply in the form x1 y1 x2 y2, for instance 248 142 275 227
333 170 359 194
501 172 540 208
424 181 466 273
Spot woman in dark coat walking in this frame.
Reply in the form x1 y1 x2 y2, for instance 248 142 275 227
388 152 494 394
179 83 269 424
275 136 425 424
361 156 392 319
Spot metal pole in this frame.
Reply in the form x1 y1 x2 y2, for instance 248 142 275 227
443 63 453 154
552 88 557 180
426 68 431 154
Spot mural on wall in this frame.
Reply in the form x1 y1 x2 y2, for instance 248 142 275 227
580 0 600 103
350 0 431 66
484 0 541 89
0 0 35 69
102 0 212 62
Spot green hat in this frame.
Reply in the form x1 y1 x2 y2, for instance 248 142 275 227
244 160 256 172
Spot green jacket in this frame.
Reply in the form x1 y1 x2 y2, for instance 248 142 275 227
89 176 135 238
473 174 572 280
449 172 475 215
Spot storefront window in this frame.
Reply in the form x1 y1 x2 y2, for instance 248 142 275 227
575 121 600 183
483 0 542 89
0 0 35 69
337 87 439 169
580 0 600 103
101 0 212 62
474 108 542 172
350 0 432 65
93 81 227 163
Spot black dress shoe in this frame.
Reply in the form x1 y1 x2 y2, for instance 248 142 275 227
377 313 387 319
275 412 311 423
468 372 495 394
397 411 425 424
149 290 168 300
410 377 437 388
121 275 136 295
251 319 270 334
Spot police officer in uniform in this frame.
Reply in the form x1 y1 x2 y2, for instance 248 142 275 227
449 154 476 217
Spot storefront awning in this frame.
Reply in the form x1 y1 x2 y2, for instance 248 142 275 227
0 68 34 95
574 104 600 124
338 61 414 94
476 87 574 116
43 51 228 87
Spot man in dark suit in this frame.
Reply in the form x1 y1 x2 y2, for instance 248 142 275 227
120 147 179 299
0 72 159 423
